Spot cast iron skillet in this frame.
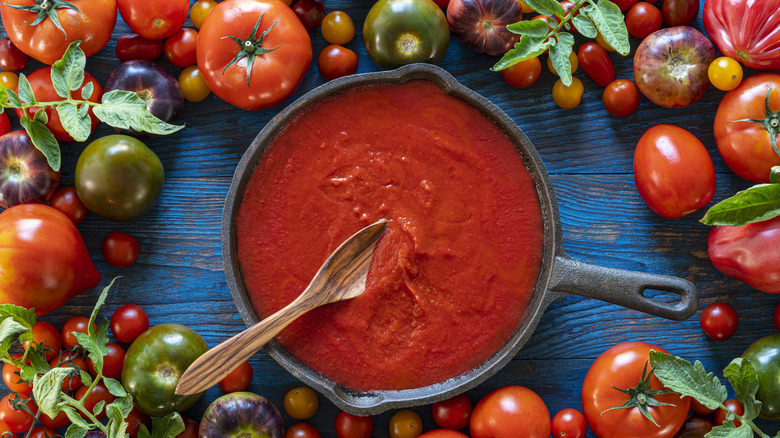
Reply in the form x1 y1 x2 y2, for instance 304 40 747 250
221 63 698 415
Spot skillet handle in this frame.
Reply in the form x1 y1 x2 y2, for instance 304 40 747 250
549 255 698 321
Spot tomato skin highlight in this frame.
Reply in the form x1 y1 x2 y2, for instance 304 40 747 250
470 385 551 438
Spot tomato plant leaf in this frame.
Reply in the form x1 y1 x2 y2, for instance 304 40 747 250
723 358 762 421
80 82 94 101
74 332 105 375
33 108 49 125
33 367 73 417
700 183 780 226
6 88 23 108
492 35 551 71
550 32 575 86
572 14 598 38
0 305 37 331
51 41 86 99
93 400 106 416
771 166 780 184
95 90 184 136
507 19 550 37
17 74 38 106
106 398 131 438
0 337 13 358
19 116 61 171
64 424 88 438
0 319 27 347
148 413 185 438
523 0 566 18
706 424 755 438
648 351 727 411
79 370 93 387
57 102 91 142
63 406 91 430
103 377 128 398
582 0 629 55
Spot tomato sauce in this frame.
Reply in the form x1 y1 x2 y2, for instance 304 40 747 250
235 80 544 390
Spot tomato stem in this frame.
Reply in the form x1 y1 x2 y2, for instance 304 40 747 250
728 88 780 157
220 13 282 87
601 361 675 427
3 0 85 39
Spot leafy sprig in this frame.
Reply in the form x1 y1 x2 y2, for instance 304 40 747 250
0 41 184 172
493 0 630 86
701 166 780 226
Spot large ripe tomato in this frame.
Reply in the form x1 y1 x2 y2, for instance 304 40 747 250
197 0 312 111
117 0 190 40
633 124 715 219
582 342 690 438
703 0 780 71
0 0 117 65
713 73 780 183
742 334 780 420
470 385 551 438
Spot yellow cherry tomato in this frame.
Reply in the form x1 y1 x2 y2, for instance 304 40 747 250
552 77 584 109
0 72 19 92
389 409 423 438
321 11 355 45
708 56 743 91
190 0 218 29
595 32 616 52
547 51 578 76
518 0 534 13
283 386 319 420
178 66 211 102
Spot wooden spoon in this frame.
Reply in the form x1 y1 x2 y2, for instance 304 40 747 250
175 219 389 396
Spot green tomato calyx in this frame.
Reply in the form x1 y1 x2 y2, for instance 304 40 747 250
601 361 675 427
5 0 86 39
222 13 282 87
728 88 780 157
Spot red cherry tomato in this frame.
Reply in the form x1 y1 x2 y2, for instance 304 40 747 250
602 79 641 117
775 303 780 332
0 38 28 72
714 399 744 427
115 34 165 62
700 302 738 341
612 0 638 11
501 57 542 89
126 406 152 438
0 421 14 438
662 0 699 26
335 412 373 438
28 426 56 438
164 28 199 68
285 423 321 438
470 386 551 438
102 232 141 268
626 2 663 39
690 398 716 415
0 394 37 433
110 304 150 344
432 394 472 430
117 0 190 40
2 355 30 394
88 341 126 379
61 315 96 350
0 111 10 137
419 432 468 438
317 45 359 82
292 0 326 30
75 382 116 420
176 417 199 438
49 351 87 392
577 42 616 87
552 408 587 438
39 410 69 429
218 360 253 393
49 187 89 225
23 321 61 361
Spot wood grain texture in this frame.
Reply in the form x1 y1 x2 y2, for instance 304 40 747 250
2 0 779 437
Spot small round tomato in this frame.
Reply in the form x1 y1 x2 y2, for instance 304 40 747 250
432 394 472 430
116 34 164 62
662 0 699 27
292 0 326 30
23 320 61 361
176 417 199 438
218 360 253 393
126 406 152 438
0 111 10 136
470 386 551 438
317 45 359 81
321 11 355 45
633 124 716 219
2 356 30 394
0 38 28 73
775 303 780 332
49 351 87 391
118 0 190 40
49 187 89 225
178 66 211 103
39 410 68 429
164 28 199 68
612 0 638 11
102 232 140 268
110 304 150 344
602 79 641 117
518 1 534 13
389 410 423 438
88 341 126 379
691 398 716 415
0 394 36 433
714 399 744 427
547 52 578 77
552 408 586 438
190 0 218 29
335 412 373 438
552 77 584 110
0 72 19 91
284 387 318 420
626 2 662 39
28 426 56 438
675 415 713 437
700 302 738 341
578 42 616 87
61 315 95 349
285 423 321 438
500 57 542 88
0 421 14 438
708 57 743 92
75 382 116 420
419 432 468 438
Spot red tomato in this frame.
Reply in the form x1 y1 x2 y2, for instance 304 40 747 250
164 28 199 68
626 2 662 39
125 406 151 438
470 385 551 438
87 341 126 379
582 342 690 438
102 232 140 268
602 79 641 117
61 315 95 349
74 382 115 420
176 417 199 438
0 0 117 65
577 42 616 87
15 67 103 142
118 0 190 40
714 399 744 427
419 432 468 438
0 421 14 438
775 303 780 332
713 73 780 183
335 412 373 438
197 0 313 111
0 394 37 433
500 57 542 89
115 34 164 62
23 320 61 361
317 45 358 82
690 398 716 416
700 302 738 341
291 0 325 30
111 304 150 344
218 360 253 393
2 355 30 394
552 408 587 438
39 410 69 429
285 422 321 438
0 38 28 72
612 0 638 11
0 111 10 137
28 426 56 438
432 394 472 430
633 124 716 219
49 351 87 391
662 0 699 27
703 0 780 71
49 187 89 225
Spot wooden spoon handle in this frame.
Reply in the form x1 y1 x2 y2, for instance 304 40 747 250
175 295 312 395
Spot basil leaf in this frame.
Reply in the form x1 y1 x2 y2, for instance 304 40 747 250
507 19 550 37
33 367 73 417
149 413 185 438
700 183 780 226
649 351 727 411
583 0 630 55
723 358 762 421
550 32 575 86
57 102 91 142
523 0 566 18
19 116 61 171
706 424 754 438
16 74 37 105
492 35 551 71
0 305 37 330
64 424 88 438
94 90 184 136
572 14 598 38
0 319 28 346
51 41 86 100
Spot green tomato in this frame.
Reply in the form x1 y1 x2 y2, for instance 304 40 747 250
742 334 780 420
363 0 450 70
122 323 208 416
75 134 164 221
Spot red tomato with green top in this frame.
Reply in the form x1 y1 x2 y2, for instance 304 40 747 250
118 0 190 40
470 385 551 438
0 393 37 433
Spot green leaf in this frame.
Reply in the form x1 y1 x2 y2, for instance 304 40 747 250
138 424 151 438
106 402 129 438
16 74 37 105
6 89 23 108
51 41 86 100
0 87 8 105
90 277 119 331
507 19 551 37
770 166 780 184
149 413 185 438
550 32 575 86
523 0 566 18
103 377 127 397
92 400 106 416
63 406 91 430
32 367 73 417
492 35 551 71
64 424 88 438
723 358 762 421
57 101 91 142
19 116 61 171
94 90 184 136
74 332 105 374
583 0 630 55
79 370 93 387
80 81 94 100
700 183 780 226
0 305 37 330
0 337 13 358
0 319 28 347
706 424 754 438
572 14 598 38
33 108 48 125
110 394 134 418
649 351 727 411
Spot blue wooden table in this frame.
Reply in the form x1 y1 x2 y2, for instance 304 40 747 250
2 1 779 436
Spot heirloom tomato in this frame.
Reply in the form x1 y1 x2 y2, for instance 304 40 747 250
0 131 61 209
470 385 551 438
742 334 780 420
582 342 690 438
334 412 373 438
432 394 472 430
713 74 780 183
117 0 189 40
703 0 780 71
197 0 312 111
446 0 522 56
115 34 164 62
0 0 117 65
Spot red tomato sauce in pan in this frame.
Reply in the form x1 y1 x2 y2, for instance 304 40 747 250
235 80 544 390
